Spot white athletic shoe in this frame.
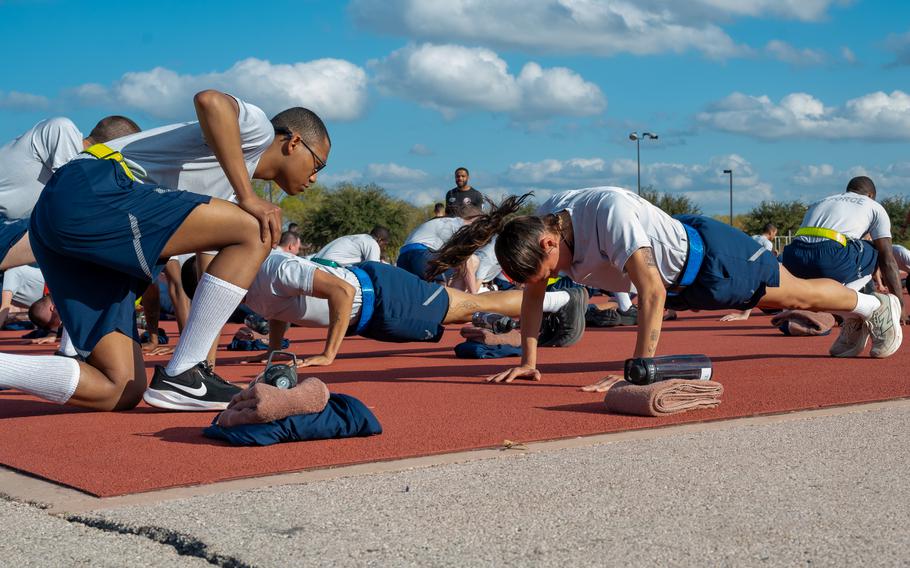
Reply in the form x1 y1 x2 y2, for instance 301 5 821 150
828 316 869 358
869 293 903 359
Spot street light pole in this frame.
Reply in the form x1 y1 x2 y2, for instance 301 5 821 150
723 169 733 225
629 132 658 195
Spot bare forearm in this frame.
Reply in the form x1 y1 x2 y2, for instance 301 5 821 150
519 284 545 368
268 319 289 352
322 291 354 359
881 259 904 305
633 292 665 358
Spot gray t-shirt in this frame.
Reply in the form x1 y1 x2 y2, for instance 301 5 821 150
403 217 465 250
2 264 45 307
798 193 891 242
316 234 380 265
105 96 273 200
536 187 688 292
0 117 83 219
892 244 910 272
245 250 362 327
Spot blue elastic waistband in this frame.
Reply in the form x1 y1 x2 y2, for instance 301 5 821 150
677 223 705 289
399 242 430 255
347 266 375 336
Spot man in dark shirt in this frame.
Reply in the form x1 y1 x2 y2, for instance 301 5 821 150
445 167 483 210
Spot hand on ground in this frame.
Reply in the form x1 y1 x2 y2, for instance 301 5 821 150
486 366 541 383
142 344 174 356
28 336 57 345
299 354 334 367
580 375 623 392
720 311 751 322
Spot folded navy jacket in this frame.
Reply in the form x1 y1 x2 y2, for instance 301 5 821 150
203 393 382 446
454 340 522 359
227 338 290 351
2 320 34 331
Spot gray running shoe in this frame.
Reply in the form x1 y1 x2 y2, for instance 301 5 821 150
539 287 588 347
828 315 869 358
869 293 903 358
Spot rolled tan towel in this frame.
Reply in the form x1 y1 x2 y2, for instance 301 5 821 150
770 310 836 336
459 326 522 347
604 379 723 417
216 377 330 427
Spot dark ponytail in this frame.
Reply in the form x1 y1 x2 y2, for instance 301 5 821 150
427 193 534 280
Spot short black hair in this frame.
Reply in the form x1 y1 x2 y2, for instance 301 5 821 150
27 295 54 329
446 201 483 219
434 202 445 213
88 115 141 144
271 108 331 148
761 222 777 234
846 176 876 198
370 225 391 242
455 167 470 176
287 222 300 233
279 230 300 248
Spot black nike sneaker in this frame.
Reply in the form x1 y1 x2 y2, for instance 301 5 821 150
539 287 588 347
143 362 242 411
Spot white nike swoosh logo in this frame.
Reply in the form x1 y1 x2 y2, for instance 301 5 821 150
161 379 207 397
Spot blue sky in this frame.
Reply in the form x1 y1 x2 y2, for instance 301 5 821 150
1 0 909 214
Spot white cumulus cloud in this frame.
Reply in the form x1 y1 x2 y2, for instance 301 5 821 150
696 90 910 140
791 162 910 193
764 40 827 66
350 0 847 60
67 57 368 122
371 43 606 120
0 90 50 110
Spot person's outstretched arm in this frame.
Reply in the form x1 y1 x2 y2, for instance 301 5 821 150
626 247 666 357
873 238 904 309
302 270 356 367
193 90 281 247
486 279 546 383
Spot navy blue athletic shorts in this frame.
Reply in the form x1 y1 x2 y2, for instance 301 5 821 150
667 215 781 311
29 158 210 357
781 238 877 285
0 216 28 263
396 245 450 282
353 261 450 343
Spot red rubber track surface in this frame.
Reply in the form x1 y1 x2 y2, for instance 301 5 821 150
0 312 906 497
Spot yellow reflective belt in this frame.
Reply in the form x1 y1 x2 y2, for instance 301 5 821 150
82 143 136 181
795 227 848 246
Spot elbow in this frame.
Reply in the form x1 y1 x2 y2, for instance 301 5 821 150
193 90 223 111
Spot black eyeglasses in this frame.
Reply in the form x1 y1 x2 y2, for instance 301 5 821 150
276 127 327 176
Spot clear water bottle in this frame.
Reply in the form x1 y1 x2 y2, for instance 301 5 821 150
471 312 518 334
623 354 713 385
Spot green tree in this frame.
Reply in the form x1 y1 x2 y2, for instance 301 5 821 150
640 187 701 216
881 195 910 245
741 200 808 236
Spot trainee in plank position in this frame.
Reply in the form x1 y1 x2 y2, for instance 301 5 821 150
242 250 588 367
428 187 903 391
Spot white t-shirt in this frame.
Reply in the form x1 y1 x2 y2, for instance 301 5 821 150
105 96 273 200
474 238 503 282
245 250 362 327
536 187 688 292
752 234 774 252
0 118 83 219
2 264 45 307
316 234 380 265
798 193 891 242
403 217 465 250
892 244 910 272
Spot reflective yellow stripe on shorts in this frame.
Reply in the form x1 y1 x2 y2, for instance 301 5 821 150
82 143 137 181
795 227 847 247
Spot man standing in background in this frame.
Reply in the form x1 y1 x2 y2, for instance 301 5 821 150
445 167 483 210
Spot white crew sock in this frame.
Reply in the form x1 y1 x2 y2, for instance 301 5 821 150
614 292 633 312
0 353 79 404
848 291 881 319
542 290 571 313
58 327 78 357
165 273 247 376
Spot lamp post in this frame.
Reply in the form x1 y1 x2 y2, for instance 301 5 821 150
629 131 658 195
723 169 733 225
